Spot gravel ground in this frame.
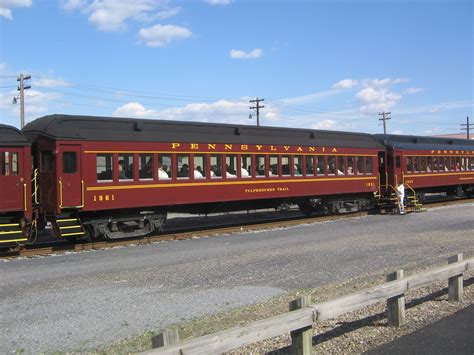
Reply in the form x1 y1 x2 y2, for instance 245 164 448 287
0 202 473 353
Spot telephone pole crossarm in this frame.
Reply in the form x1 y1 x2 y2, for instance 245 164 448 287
378 111 391 134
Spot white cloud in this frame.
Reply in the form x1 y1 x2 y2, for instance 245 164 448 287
113 98 286 126
312 119 338 130
0 0 31 20
361 77 409 88
0 89 61 125
403 87 424 95
230 48 263 59
205 0 231 5
279 89 339 105
60 0 180 32
332 79 358 90
356 87 402 112
138 24 192 47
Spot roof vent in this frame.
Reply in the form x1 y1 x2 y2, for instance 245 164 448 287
449 140 454 144
413 137 418 143
234 127 240 135
134 122 143 131
309 132 315 139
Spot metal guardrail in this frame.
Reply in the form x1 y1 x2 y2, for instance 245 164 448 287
145 254 472 355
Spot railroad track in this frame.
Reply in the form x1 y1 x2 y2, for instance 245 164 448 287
1 197 471 260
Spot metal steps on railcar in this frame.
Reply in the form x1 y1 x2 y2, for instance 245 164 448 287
55 217 87 238
0 218 27 244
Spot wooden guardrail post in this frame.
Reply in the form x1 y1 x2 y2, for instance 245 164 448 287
386 270 406 327
151 327 180 349
448 254 463 301
289 295 313 355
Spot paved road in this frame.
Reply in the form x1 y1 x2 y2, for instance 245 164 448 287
367 305 474 355
1 202 473 352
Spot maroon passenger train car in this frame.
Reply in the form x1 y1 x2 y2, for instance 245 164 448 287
375 134 474 200
0 124 32 244
23 114 385 240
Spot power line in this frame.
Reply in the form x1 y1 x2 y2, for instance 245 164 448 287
249 97 265 126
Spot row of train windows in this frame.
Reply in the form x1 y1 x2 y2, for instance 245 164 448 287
0 152 19 176
96 153 374 182
406 156 474 173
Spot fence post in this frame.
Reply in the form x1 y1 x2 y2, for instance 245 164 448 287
448 254 464 302
151 327 180 349
289 295 312 355
386 270 406 327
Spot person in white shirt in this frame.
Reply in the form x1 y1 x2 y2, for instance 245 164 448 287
397 182 405 214
158 165 170 179
241 166 250 177
194 166 204 179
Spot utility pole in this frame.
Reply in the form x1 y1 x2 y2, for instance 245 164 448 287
378 111 391 134
460 116 472 139
15 73 31 128
249 97 265 126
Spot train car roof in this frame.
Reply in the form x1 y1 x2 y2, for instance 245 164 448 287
23 114 384 149
375 134 474 151
0 123 30 147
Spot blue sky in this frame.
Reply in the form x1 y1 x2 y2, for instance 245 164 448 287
0 0 472 136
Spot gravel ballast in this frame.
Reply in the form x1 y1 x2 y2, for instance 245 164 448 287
0 202 473 353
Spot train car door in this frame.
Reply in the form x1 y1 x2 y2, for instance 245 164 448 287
0 149 23 212
387 150 403 187
59 145 83 208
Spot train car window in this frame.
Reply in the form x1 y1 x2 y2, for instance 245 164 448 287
432 157 438 172
317 156 326 175
210 155 222 178
445 157 451 172
241 155 252 178
269 155 279 176
438 157 445 172
62 152 77 174
281 155 290 176
305 156 315 176
365 157 373 175
455 157 462 171
396 156 401 169
356 157 364 175
256 155 266 177
118 154 134 181
406 157 413 173
337 156 345 175
10 152 18 175
420 157 426 173
327 156 336 175
41 152 53 173
1 152 9 175
427 157 433 172
294 156 303 176
413 157 419 173
139 154 153 180
158 154 172 179
461 157 468 171
177 154 190 179
470 157 474 171
193 155 206 179
347 156 354 175
225 155 237 178
97 154 113 182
